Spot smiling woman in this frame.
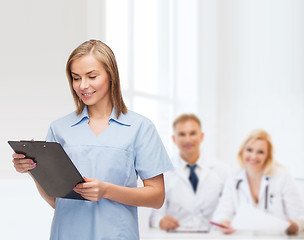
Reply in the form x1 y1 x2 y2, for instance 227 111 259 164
238 129 274 176
71 53 112 135
12 39 173 240
212 129 304 235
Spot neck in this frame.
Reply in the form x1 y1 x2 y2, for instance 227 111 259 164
246 169 264 181
180 152 200 165
88 101 113 119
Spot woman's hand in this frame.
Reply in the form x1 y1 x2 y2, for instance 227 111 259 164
74 174 165 207
12 153 36 173
74 177 107 201
219 221 236 234
159 216 179 231
286 219 299 235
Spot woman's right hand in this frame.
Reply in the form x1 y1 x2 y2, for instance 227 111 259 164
12 153 36 173
286 219 299 235
219 221 236 234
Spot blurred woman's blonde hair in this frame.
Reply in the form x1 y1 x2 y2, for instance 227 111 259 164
238 129 275 175
66 39 127 118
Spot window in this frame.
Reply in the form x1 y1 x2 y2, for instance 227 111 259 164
105 0 174 154
104 0 200 155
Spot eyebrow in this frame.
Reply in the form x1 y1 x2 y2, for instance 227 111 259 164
71 70 97 76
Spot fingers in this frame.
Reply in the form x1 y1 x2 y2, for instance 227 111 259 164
286 219 299 235
12 154 36 173
13 153 26 159
220 221 235 234
221 227 236 234
74 183 97 194
75 178 96 189
160 216 179 231
73 178 104 201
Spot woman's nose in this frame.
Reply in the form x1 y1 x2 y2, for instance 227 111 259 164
80 78 89 90
250 152 258 159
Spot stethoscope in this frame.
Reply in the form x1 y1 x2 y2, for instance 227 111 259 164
236 177 272 210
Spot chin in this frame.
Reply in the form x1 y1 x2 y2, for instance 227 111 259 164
246 166 264 172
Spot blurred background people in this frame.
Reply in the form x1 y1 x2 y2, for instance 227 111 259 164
149 113 229 232
212 129 304 235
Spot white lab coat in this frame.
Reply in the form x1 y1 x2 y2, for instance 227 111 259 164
149 155 229 230
212 165 304 231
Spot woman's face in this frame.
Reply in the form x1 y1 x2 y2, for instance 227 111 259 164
242 139 269 173
71 53 111 108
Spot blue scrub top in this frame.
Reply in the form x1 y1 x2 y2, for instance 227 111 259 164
46 106 173 240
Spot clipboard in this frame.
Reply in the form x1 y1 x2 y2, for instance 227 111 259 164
8 140 86 200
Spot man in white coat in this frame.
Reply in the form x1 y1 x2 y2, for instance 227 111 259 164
149 113 229 231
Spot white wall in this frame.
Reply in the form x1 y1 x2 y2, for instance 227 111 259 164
0 179 53 239
197 0 219 163
1 0 88 179
215 0 304 177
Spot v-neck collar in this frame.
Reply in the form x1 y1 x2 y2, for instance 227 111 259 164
71 106 131 127
236 170 270 206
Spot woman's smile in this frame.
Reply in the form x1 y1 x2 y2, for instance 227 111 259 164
81 91 96 99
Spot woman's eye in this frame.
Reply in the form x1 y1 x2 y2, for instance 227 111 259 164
89 76 96 79
72 77 80 81
258 150 265 154
246 148 252 152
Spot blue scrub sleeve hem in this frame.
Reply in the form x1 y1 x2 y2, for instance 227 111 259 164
140 167 173 181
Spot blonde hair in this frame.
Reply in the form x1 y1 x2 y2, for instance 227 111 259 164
66 39 127 118
173 113 202 130
238 129 275 175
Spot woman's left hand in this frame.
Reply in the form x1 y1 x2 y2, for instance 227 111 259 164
74 177 107 201
286 219 299 235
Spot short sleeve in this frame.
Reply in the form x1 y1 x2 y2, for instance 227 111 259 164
45 124 57 142
134 119 173 180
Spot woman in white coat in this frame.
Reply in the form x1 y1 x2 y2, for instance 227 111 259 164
212 129 304 235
